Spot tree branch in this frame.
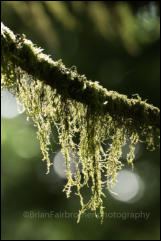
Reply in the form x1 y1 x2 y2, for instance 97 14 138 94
1 22 160 130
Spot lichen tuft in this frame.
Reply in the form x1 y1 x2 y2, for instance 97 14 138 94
1 22 160 223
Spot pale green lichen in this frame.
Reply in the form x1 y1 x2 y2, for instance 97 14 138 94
1 23 160 223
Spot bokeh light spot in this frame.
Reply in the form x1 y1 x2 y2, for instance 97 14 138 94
1 89 20 119
110 169 145 203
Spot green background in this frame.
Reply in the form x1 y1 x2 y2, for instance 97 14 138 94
1 1 160 240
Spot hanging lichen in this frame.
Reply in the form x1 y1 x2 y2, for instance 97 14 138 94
1 23 160 223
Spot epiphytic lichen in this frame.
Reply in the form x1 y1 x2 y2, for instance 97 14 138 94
1 23 160 223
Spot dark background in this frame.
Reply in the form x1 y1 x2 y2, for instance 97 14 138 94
1 1 160 240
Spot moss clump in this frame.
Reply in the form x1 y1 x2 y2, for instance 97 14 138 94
1 23 160 223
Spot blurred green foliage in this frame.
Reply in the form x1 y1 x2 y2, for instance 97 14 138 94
1 1 160 240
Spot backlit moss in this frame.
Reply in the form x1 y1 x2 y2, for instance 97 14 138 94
1 23 160 223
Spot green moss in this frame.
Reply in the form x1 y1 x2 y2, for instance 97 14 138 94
1 22 160 223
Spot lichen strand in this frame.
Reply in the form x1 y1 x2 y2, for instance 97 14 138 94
1 61 159 222
1 23 160 223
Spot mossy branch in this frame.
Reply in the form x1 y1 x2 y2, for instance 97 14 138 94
1 23 160 130
1 22 160 223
